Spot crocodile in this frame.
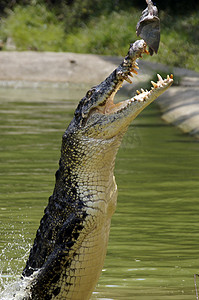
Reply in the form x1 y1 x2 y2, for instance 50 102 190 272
21 4 173 300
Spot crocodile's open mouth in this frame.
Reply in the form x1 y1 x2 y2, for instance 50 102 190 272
93 72 173 116
80 41 173 127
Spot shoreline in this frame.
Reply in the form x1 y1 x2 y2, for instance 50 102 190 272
0 51 199 138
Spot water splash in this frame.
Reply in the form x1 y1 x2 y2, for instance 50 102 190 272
0 277 31 300
0 222 32 299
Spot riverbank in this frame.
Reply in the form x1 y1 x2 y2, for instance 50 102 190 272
0 51 199 138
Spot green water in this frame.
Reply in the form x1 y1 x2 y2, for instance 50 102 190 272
0 84 199 299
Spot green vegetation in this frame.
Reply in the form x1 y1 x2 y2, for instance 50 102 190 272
0 2 199 72
0 5 64 51
63 10 140 55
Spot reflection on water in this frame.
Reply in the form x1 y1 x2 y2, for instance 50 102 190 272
0 84 199 299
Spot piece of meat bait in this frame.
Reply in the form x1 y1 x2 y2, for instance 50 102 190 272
136 0 160 55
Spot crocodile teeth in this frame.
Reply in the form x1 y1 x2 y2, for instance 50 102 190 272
131 69 138 75
151 81 158 88
110 73 173 115
134 64 139 69
125 77 132 84
157 74 163 82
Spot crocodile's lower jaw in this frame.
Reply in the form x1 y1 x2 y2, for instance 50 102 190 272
83 70 173 140
104 73 174 116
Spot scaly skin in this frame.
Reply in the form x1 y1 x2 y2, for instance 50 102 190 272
21 38 173 300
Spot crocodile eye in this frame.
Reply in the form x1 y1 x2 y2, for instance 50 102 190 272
86 88 95 98
86 91 92 97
